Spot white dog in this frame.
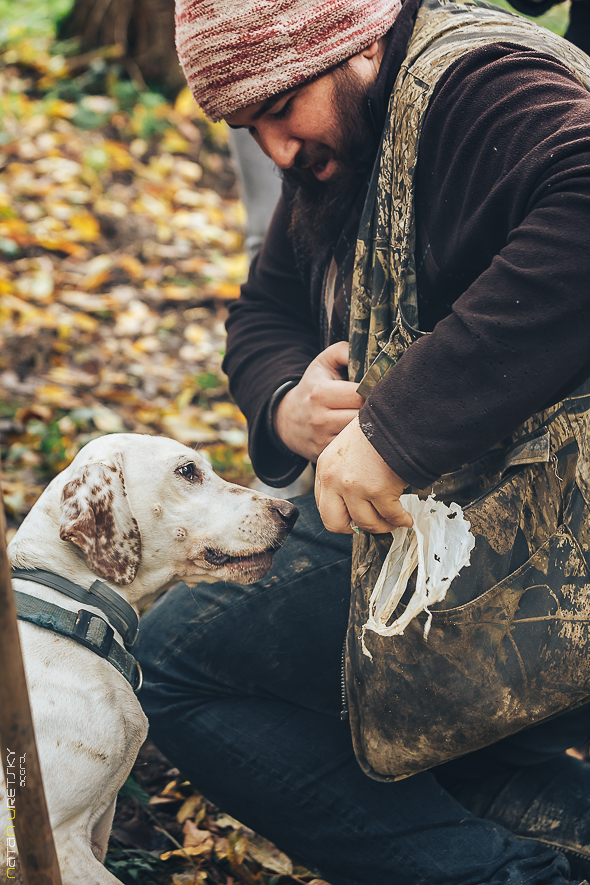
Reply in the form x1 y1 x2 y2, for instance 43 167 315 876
0 433 298 884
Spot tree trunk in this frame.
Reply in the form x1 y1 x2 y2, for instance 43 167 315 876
59 0 185 93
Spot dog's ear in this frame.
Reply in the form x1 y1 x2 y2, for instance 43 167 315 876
59 453 141 585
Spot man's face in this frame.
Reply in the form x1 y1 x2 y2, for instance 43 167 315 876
226 40 385 256
227 67 359 181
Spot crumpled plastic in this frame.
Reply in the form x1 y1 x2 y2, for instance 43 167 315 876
362 495 475 658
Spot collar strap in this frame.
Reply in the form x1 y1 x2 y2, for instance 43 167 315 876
11 568 139 649
14 591 142 692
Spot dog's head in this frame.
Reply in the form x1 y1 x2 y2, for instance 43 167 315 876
57 434 298 599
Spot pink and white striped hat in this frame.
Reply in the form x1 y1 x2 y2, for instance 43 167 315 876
175 0 403 122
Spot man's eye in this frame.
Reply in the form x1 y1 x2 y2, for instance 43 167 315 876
270 96 294 120
177 462 200 481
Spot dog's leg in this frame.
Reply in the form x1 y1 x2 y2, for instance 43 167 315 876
91 798 116 862
54 828 125 885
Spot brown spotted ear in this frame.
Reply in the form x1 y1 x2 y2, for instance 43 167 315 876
59 453 141 585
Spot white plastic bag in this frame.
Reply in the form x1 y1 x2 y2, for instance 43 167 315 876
361 495 475 658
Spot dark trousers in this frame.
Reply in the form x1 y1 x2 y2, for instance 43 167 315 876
135 494 590 885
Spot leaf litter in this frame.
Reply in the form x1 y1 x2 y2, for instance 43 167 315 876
0 29 252 537
0 23 327 885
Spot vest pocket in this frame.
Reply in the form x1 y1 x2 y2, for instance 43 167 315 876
432 456 563 610
354 523 590 780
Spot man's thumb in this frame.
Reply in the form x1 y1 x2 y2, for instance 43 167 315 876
322 341 349 373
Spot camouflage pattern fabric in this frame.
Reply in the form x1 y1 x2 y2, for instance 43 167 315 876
346 0 590 781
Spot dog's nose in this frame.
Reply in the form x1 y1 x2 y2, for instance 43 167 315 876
271 500 299 529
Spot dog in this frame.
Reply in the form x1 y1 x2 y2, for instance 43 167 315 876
0 433 298 884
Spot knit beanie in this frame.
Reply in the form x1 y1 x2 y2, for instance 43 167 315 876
175 0 403 122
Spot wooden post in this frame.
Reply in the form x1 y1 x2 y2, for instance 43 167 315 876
0 498 63 885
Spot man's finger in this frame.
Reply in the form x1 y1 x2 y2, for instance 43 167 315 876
315 380 363 409
315 477 353 534
371 494 414 529
345 496 411 534
320 341 350 374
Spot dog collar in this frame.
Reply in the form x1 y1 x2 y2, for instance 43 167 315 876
11 568 139 649
14 591 142 692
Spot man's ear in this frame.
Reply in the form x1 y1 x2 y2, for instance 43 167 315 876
348 37 388 78
359 39 381 61
59 452 141 586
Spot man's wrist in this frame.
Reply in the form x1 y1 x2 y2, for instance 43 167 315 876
266 380 299 458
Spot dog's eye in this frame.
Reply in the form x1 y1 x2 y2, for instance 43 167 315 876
177 462 201 482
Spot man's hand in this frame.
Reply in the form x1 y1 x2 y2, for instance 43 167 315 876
315 417 413 534
274 342 363 462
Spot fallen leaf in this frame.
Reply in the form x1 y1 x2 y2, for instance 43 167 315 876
246 834 293 876
176 793 203 824
182 820 214 854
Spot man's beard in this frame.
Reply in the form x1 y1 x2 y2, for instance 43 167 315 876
284 63 379 263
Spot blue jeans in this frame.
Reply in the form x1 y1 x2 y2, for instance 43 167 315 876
135 494 590 885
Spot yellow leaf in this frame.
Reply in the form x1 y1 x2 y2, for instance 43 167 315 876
176 794 202 824
174 86 199 118
94 197 127 218
103 140 133 170
36 384 84 408
175 387 195 410
45 99 76 119
175 159 202 182
59 291 115 312
132 336 161 353
69 213 101 242
227 828 249 866
246 834 292 876
161 410 218 445
118 254 144 281
172 873 208 885
160 128 190 155
210 281 241 300
212 402 245 421
91 406 125 433
182 820 214 852
35 236 88 258
160 844 210 861
184 323 205 344
160 779 180 796
163 285 198 301
67 311 99 332
82 269 111 290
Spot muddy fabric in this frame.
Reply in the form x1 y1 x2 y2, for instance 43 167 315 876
346 0 590 781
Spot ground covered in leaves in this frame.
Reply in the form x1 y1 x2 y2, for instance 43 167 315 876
0 16 329 885
108 742 328 885
0 25 254 535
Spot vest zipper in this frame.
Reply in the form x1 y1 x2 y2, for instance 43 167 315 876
340 636 349 721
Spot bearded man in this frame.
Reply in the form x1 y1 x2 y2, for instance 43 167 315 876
135 0 590 882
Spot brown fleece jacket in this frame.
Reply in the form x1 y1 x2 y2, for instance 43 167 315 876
223 6 590 489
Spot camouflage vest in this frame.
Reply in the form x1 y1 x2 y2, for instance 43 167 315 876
346 0 590 781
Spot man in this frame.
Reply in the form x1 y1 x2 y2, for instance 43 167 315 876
135 0 590 882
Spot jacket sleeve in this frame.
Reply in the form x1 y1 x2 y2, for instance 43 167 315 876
359 44 590 488
223 188 320 486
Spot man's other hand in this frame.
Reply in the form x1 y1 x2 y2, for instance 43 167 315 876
315 417 413 534
274 342 363 461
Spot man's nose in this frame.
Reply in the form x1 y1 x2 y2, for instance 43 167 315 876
257 129 301 169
